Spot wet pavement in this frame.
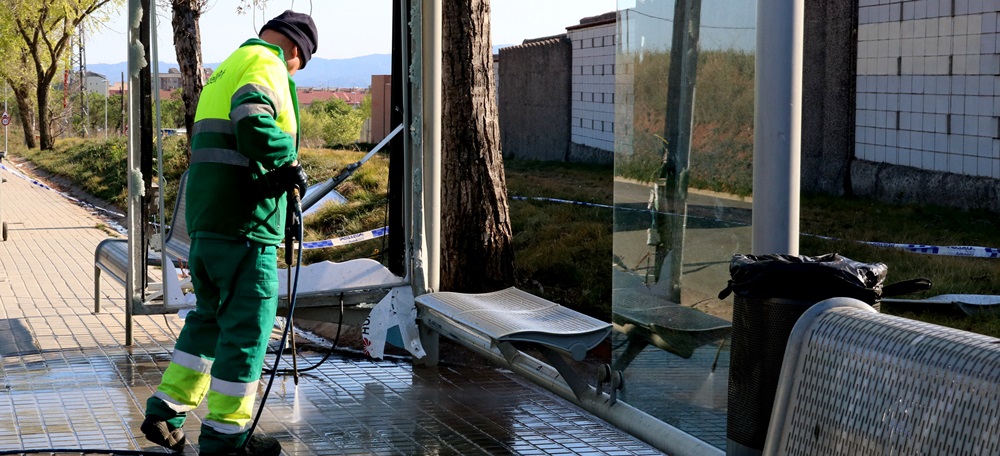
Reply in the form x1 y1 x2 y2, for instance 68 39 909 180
0 160 679 455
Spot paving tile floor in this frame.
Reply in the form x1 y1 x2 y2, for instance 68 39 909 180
0 160 680 455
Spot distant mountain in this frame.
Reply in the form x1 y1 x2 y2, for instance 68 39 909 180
296 54 391 88
89 46 516 89
88 54 392 89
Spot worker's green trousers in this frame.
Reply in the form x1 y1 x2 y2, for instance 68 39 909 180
146 237 279 453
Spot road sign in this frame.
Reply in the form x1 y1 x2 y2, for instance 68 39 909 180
1 112 8 126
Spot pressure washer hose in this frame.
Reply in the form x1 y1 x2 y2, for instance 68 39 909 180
242 190 305 449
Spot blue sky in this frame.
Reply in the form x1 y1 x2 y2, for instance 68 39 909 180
87 0 618 64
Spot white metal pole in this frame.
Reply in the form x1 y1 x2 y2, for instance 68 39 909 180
4 84 7 154
2 83 6 237
751 0 803 255
421 0 442 292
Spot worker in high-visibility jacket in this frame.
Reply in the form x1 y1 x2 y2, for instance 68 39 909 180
140 10 317 456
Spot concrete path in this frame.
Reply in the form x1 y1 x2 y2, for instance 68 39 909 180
0 159 670 455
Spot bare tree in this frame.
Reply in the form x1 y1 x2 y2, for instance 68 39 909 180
439 0 515 292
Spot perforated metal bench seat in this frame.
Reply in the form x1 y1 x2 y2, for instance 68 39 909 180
612 288 732 361
275 259 407 323
415 287 611 361
93 172 192 315
765 298 1000 455
94 238 189 280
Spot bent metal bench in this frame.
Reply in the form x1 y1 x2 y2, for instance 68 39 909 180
94 171 193 315
416 287 613 401
94 171 409 344
611 287 732 371
413 287 724 455
763 297 1000 455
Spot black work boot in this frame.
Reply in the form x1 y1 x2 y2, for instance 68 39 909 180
200 434 281 456
140 415 187 453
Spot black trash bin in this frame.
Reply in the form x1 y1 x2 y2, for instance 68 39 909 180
719 253 887 456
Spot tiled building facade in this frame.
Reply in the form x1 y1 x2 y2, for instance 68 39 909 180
856 0 1000 178
568 15 617 155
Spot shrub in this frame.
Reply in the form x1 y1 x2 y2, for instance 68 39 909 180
303 98 369 148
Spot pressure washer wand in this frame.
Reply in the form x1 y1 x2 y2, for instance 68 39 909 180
285 188 302 385
299 124 403 212
244 188 305 449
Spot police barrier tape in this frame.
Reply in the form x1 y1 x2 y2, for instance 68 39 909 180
809 235 1000 258
0 161 387 248
0 162 126 217
299 227 388 250
512 195 1000 259
3 168 995 258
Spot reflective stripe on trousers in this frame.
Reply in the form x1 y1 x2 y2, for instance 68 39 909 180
149 237 279 452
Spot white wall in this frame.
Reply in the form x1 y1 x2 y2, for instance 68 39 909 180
86 75 108 97
569 22 616 152
857 0 1000 178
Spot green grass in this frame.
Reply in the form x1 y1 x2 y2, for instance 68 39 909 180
296 148 391 265
505 160 614 320
798 193 1000 336
16 137 131 206
620 49 755 196
13 135 193 225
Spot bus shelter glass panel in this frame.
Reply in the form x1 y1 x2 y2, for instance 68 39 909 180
612 0 756 449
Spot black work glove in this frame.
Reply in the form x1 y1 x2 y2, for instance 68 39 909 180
290 164 308 199
270 164 308 198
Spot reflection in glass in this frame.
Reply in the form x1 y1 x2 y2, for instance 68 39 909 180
613 0 756 449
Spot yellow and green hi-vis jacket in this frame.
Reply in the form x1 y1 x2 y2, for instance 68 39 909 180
186 38 300 246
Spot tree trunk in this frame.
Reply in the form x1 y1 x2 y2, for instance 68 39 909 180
9 81 36 149
36 81 54 150
171 0 205 164
440 0 514 292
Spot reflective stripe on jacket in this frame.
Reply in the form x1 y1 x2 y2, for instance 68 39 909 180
186 38 300 245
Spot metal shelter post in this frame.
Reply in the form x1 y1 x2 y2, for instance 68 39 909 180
420 0 442 293
652 0 701 301
125 0 154 345
751 0 803 255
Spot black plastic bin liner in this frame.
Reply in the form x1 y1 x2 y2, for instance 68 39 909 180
722 253 887 454
719 252 888 304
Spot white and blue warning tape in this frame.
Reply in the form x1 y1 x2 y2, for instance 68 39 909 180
512 195 618 210
809 235 1000 258
868 241 1000 258
6 163 997 258
512 194 1000 259
0 162 126 218
299 227 388 250
0 161 385 248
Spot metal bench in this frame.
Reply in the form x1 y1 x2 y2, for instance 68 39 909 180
611 287 732 371
414 287 723 455
276 258 407 324
764 297 1000 455
416 287 612 400
95 169 408 344
94 171 192 314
